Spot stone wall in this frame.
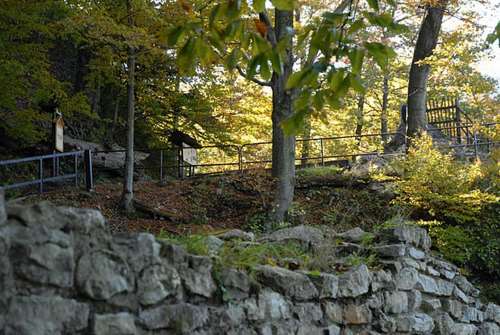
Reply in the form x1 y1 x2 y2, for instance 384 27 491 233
0 194 498 335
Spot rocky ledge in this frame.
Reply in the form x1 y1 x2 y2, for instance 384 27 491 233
0 190 498 335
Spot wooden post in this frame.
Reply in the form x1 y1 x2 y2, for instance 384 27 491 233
84 149 94 191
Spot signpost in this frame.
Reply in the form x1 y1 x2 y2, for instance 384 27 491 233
53 111 64 153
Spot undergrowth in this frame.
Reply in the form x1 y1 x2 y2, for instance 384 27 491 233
392 134 499 301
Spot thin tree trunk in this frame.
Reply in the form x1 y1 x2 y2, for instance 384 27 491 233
300 116 311 167
381 73 389 142
407 3 446 137
355 95 364 147
121 0 135 213
270 9 295 226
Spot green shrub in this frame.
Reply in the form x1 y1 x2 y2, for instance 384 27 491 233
393 133 500 278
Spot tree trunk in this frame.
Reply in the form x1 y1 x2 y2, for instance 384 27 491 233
300 116 311 167
270 9 295 226
120 0 135 213
381 73 389 142
355 95 364 148
407 3 446 137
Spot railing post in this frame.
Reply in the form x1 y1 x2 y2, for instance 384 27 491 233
84 149 94 192
320 139 325 166
455 99 462 144
238 146 243 172
159 149 164 182
39 159 43 193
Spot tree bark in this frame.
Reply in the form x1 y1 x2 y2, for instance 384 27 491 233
407 3 446 138
381 73 389 142
120 0 136 213
270 9 295 226
355 95 364 147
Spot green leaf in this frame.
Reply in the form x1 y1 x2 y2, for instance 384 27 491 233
178 37 196 74
226 49 240 70
347 19 366 35
270 0 294 11
312 91 325 111
209 4 222 28
349 74 366 94
322 12 346 25
253 0 266 12
286 71 305 89
260 56 271 81
364 42 396 69
167 26 184 46
281 109 307 135
329 69 345 92
367 0 379 11
269 50 282 74
348 48 365 75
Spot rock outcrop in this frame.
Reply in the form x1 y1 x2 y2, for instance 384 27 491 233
0 197 498 335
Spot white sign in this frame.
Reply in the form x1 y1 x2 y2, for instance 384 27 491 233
55 118 64 152
182 143 197 165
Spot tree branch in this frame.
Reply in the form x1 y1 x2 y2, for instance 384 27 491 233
236 65 272 86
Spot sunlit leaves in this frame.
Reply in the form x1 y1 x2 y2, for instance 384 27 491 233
270 0 294 11
252 0 265 12
348 48 365 75
364 42 396 69
367 0 380 11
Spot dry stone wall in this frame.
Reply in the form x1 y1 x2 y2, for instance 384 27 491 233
0 191 498 335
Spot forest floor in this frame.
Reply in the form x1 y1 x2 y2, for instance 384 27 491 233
20 167 399 237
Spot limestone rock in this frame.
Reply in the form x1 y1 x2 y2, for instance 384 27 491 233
371 269 394 292
220 268 251 300
255 265 318 301
7 223 74 288
395 267 419 290
479 322 500 335
421 297 442 312
307 272 338 298
415 274 454 296
76 249 133 300
453 323 479 335
94 313 137 335
4 295 89 335
388 225 432 250
139 303 208 333
137 262 181 305
338 264 371 298
373 244 406 258
0 189 6 226
259 225 324 247
462 306 484 323
217 229 255 241
337 227 367 243
205 235 224 255
180 255 217 298
343 303 372 325
292 302 323 323
324 302 343 324
397 313 434 334
384 291 408 314
250 289 291 321
484 303 500 323
408 247 426 260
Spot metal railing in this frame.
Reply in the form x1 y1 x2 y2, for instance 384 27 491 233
0 150 93 194
1 122 498 194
